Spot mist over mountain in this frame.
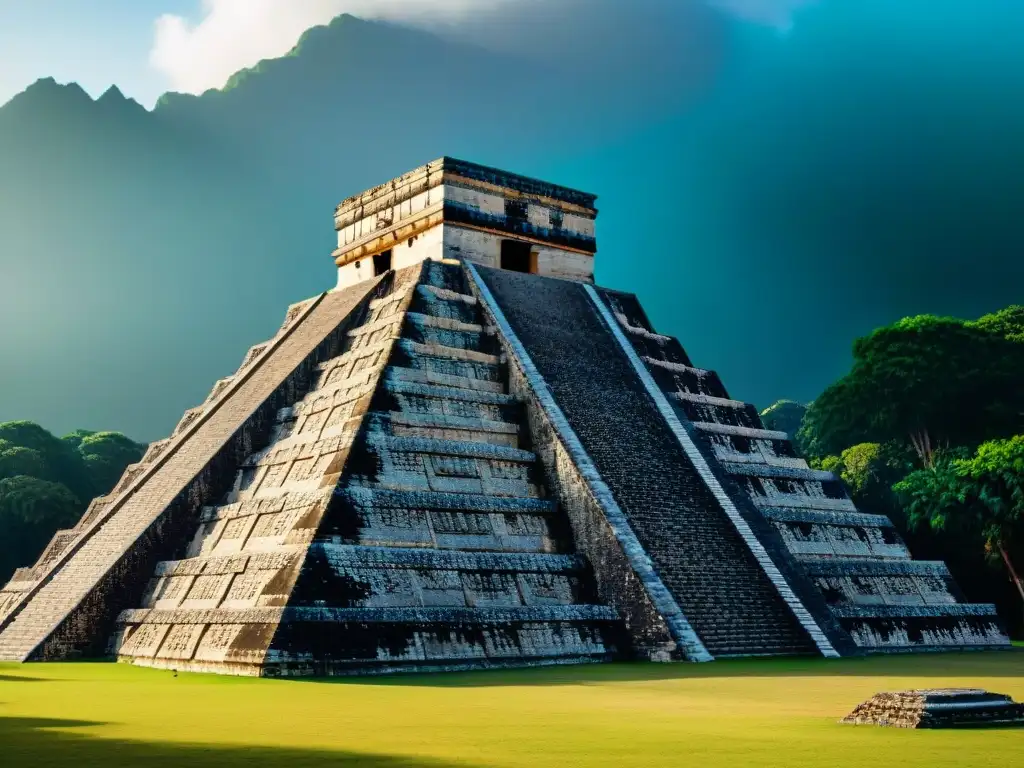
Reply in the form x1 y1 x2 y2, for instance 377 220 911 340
2 3 1023 442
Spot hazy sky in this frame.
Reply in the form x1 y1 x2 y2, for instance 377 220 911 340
0 0 815 108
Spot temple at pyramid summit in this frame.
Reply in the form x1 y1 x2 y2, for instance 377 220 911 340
0 158 1011 675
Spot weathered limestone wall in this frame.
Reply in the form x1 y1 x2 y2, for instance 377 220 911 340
336 219 595 290
336 186 441 251
334 158 598 290
336 224 444 290
335 184 594 253
442 226 595 283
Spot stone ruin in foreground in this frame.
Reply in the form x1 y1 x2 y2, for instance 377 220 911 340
843 689 1024 728
0 158 1012 675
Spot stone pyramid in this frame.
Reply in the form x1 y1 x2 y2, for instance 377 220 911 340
0 158 1010 675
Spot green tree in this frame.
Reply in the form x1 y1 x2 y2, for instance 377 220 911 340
759 400 808 442
0 421 94 500
814 442 916 519
0 422 145 583
0 440 48 481
0 476 81 579
798 314 1024 466
61 429 98 451
968 305 1024 342
896 436 1024 606
75 431 145 494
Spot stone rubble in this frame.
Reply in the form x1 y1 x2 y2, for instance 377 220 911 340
842 689 1024 728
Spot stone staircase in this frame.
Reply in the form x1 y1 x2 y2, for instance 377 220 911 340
472 267 824 659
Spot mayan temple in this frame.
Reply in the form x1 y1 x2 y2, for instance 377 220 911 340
0 158 1010 675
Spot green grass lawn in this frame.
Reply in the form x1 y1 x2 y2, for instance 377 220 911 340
2 652 1023 767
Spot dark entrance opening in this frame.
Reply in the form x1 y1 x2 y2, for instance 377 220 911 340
373 250 393 276
504 198 528 224
500 240 533 273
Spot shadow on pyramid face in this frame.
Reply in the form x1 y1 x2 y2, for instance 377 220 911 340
0 716 465 768
303 652 1024 688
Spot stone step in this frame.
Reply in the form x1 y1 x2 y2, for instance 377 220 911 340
309 544 584 573
405 312 485 336
120 604 619 625
752 494 857 513
364 435 535 463
346 312 404 343
340 487 557 514
391 339 502 383
124 622 617 674
805 559 950 578
383 366 505 395
331 487 564 553
395 338 499 366
357 435 542 498
417 284 477 306
721 462 835 483
381 380 521 424
693 422 789 441
713 649 815 659
711 450 809 471
366 412 520 448
413 285 479 325
422 259 467 292
289 545 593 609
830 603 1000 619
671 391 748 409
760 507 895 529
641 358 731 400
383 379 515 406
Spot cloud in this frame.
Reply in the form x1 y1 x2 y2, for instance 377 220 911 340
149 0 514 95
706 0 819 29
150 0 815 97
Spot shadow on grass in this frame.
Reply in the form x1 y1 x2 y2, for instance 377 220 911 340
304 650 1024 688
0 716 468 768
0 674 52 683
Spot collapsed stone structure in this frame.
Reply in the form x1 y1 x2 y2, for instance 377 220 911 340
0 158 1010 675
842 689 1024 728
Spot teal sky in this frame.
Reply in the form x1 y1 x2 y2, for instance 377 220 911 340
0 0 185 105
2 1 1023 441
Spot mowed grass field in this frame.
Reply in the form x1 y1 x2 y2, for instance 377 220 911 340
2 652 1023 767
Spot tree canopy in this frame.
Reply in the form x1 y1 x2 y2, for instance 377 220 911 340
0 421 145 582
967 304 1024 342
76 431 148 495
759 400 808 441
896 436 1024 604
798 312 1024 466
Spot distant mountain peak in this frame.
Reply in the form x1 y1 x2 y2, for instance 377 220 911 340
97 85 147 115
22 77 90 101
99 85 126 101
2 77 93 117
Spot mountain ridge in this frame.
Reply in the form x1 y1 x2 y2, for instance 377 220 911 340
3 2 1024 447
